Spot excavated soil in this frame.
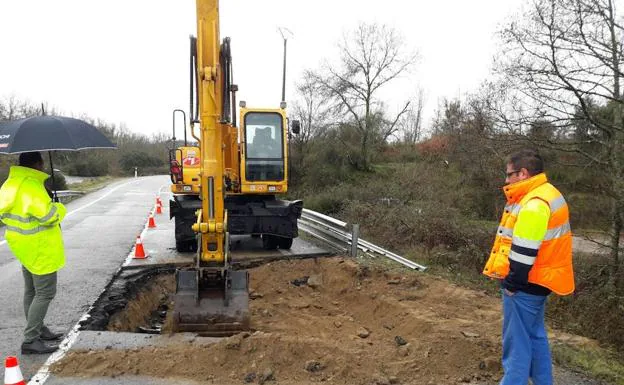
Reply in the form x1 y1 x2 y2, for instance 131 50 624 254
53 257 507 384
107 274 175 333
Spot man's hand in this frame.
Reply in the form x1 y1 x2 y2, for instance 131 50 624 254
504 288 516 296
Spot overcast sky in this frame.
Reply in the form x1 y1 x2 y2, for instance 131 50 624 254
0 0 525 137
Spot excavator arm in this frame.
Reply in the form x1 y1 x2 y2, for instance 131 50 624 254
172 0 250 336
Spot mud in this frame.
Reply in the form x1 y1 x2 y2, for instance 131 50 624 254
53 257 511 385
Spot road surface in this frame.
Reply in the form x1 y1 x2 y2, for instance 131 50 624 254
0 176 167 377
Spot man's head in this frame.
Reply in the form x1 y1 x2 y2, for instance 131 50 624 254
18 152 44 172
505 149 544 185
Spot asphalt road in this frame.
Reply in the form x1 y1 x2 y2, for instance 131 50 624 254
0 176 169 378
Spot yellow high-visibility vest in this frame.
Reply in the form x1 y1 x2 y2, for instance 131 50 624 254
0 166 66 275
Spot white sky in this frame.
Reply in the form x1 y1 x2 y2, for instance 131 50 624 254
0 0 524 137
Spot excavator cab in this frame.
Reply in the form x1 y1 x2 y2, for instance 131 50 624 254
241 110 287 188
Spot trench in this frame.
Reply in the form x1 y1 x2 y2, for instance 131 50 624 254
81 254 334 335
80 267 177 334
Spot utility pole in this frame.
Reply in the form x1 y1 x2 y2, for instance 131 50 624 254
278 27 293 105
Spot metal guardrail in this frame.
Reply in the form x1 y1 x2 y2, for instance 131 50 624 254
55 190 85 203
298 208 427 271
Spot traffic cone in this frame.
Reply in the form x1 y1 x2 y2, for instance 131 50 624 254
156 197 162 206
156 202 162 215
133 236 147 259
148 214 156 228
4 356 25 385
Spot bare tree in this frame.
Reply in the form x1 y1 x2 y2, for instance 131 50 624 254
494 0 624 285
399 88 425 144
291 72 332 153
308 23 418 170
0 95 42 120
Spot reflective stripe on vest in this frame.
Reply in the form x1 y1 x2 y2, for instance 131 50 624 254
37 205 58 223
0 205 57 224
0 213 37 223
543 222 571 241
497 226 513 238
5 224 55 235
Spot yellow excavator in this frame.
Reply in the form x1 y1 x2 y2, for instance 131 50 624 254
170 0 302 335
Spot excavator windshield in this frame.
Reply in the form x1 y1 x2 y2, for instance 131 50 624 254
244 112 284 181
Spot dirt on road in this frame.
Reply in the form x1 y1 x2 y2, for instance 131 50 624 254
53 257 512 384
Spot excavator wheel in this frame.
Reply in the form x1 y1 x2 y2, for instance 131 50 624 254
278 237 293 250
176 239 198 253
262 234 278 250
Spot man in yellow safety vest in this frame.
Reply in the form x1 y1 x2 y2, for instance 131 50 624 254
0 152 66 354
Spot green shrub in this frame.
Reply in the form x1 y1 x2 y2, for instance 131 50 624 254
119 151 163 173
65 158 109 177
548 253 624 351
567 192 612 231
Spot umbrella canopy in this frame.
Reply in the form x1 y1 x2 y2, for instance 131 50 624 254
0 115 116 154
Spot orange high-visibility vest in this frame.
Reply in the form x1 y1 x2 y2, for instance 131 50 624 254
483 173 575 295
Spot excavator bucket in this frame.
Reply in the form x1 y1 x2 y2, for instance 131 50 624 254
172 268 250 336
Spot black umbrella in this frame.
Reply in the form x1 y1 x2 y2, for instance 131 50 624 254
0 115 117 201
0 116 116 153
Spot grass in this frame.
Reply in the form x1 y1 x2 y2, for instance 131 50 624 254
552 343 624 385
67 176 118 193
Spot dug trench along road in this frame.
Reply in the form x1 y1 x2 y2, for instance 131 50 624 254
0 176 168 378
0 176 607 385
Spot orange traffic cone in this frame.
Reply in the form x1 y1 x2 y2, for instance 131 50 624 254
156 197 162 206
4 356 25 385
133 236 147 259
156 202 162 215
148 214 156 228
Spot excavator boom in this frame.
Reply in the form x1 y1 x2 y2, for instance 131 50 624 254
172 0 250 336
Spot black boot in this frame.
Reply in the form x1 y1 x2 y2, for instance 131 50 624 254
21 339 59 354
40 326 63 340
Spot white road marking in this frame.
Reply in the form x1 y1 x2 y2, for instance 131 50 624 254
64 179 141 218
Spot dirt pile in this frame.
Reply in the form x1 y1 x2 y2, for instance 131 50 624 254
53 257 505 384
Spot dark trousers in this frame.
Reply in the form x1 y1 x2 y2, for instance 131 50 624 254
22 267 57 343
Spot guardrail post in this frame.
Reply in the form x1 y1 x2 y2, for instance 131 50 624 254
350 224 359 258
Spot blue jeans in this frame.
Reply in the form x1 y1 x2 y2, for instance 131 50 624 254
500 290 552 385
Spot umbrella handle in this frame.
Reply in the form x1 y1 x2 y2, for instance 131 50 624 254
48 151 59 203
